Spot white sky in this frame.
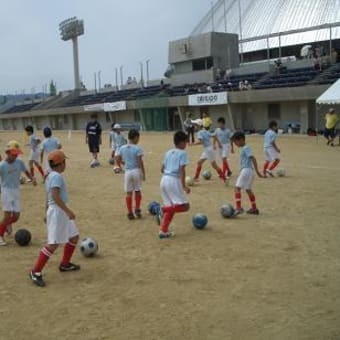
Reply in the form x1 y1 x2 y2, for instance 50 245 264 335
0 0 211 94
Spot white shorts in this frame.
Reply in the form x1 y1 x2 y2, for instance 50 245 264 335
200 146 216 162
160 175 188 207
265 147 279 162
124 169 142 192
46 205 79 244
235 168 254 190
219 144 230 159
29 150 40 162
1 188 20 212
44 159 51 173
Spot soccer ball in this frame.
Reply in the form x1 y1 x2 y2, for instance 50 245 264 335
202 170 212 180
185 176 194 187
113 166 121 174
80 237 98 257
148 201 161 215
220 204 235 218
20 177 26 185
14 229 31 246
108 158 115 165
192 214 208 229
277 168 286 177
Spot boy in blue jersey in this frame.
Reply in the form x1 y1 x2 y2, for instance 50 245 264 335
0 141 36 246
232 132 263 216
25 125 45 180
213 117 234 178
263 121 281 177
40 127 62 176
111 124 127 173
30 150 80 287
194 124 226 182
116 129 145 220
158 131 190 239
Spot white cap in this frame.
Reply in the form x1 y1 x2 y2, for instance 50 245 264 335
113 124 121 129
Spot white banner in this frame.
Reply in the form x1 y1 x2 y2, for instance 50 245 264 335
104 101 127 112
188 92 228 106
83 103 104 112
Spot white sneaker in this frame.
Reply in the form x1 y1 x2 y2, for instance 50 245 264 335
0 236 7 246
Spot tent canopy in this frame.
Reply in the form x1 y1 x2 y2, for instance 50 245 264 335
316 80 340 105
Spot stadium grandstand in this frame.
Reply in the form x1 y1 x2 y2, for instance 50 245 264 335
1 0 340 133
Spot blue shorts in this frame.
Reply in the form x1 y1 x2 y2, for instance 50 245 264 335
88 140 100 153
324 128 336 139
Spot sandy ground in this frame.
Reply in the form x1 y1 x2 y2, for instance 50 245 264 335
0 130 339 340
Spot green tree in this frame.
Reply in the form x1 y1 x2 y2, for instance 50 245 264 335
49 80 57 96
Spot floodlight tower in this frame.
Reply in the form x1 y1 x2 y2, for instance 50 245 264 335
59 17 84 90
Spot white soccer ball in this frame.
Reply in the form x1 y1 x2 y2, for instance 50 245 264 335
277 168 286 177
80 237 98 257
185 176 194 187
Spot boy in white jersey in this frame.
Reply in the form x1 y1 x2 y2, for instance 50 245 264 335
111 124 126 172
263 120 281 177
213 117 234 178
158 131 190 239
0 141 36 246
40 127 62 175
193 124 226 182
30 150 80 287
25 125 45 181
116 129 145 220
232 132 263 216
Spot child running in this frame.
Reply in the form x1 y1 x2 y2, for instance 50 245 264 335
25 125 45 181
232 132 263 216
213 117 234 178
194 124 226 182
0 141 36 246
86 113 102 167
30 150 80 287
263 120 280 177
111 124 127 172
116 129 145 220
40 127 62 177
158 131 190 239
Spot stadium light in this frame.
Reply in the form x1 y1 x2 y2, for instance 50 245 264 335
59 17 84 90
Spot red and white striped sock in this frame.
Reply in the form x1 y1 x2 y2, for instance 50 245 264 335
235 192 242 210
61 242 77 266
32 246 54 273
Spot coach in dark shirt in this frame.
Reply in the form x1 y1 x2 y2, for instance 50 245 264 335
86 113 102 167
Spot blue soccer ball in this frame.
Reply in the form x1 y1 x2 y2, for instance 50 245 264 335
148 201 161 216
192 214 208 229
202 170 212 180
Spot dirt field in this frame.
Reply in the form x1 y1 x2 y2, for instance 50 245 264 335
0 130 339 340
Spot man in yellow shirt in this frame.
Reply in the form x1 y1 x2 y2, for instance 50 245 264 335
324 108 338 146
202 112 212 130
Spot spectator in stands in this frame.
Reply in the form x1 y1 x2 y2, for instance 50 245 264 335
227 82 233 91
324 108 339 146
86 113 102 167
216 68 222 81
331 48 338 64
244 80 252 90
224 69 232 81
274 59 283 75
239 81 245 91
184 113 195 144
206 85 213 93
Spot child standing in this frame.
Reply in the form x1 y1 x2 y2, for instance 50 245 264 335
116 129 145 220
263 120 280 177
0 141 36 246
213 117 234 178
86 113 102 167
193 124 226 182
25 125 45 180
40 127 62 176
112 124 127 172
232 132 263 216
30 150 80 287
158 131 190 239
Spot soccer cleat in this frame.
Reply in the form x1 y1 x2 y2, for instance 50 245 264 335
135 209 142 219
247 208 260 215
127 212 135 220
159 231 175 239
265 169 274 177
232 208 244 217
227 170 232 177
59 262 81 272
155 208 163 226
29 271 46 287
0 236 7 246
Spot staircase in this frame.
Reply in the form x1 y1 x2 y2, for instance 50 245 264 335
310 62 340 85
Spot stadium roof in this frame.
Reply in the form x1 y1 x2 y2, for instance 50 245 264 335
191 0 340 53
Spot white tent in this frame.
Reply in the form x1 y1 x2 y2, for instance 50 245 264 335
316 79 340 105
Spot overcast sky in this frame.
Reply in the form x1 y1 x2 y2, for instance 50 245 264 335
0 0 211 94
